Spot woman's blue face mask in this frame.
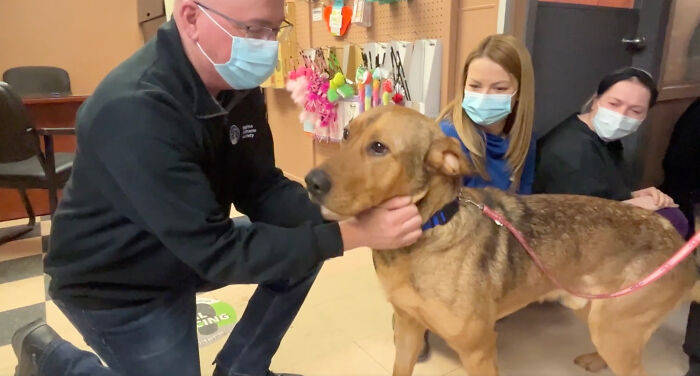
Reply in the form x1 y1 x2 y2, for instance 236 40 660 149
461 90 516 126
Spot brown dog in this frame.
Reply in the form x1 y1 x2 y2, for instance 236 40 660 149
305 106 700 376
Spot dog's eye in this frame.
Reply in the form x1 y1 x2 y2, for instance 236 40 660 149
368 141 389 156
343 128 350 141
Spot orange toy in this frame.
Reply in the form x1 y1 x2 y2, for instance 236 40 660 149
323 5 352 36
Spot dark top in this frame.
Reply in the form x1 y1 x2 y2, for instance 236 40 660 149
660 98 700 230
534 113 632 200
686 24 700 81
439 120 536 194
44 20 343 309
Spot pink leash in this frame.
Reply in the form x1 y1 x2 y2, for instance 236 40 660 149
463 198 700 299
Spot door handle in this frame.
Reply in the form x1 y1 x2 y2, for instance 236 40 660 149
622 37 646 50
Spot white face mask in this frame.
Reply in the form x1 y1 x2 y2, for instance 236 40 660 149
592 106 642 141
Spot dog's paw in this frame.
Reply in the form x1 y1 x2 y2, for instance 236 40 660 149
574 352 608 373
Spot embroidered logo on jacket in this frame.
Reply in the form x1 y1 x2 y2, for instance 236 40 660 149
229 124 241 145
241 124 257 140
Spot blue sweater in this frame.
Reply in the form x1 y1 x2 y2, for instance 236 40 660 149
440 120 536 194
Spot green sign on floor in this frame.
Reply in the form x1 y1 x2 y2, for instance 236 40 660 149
196 297 237 348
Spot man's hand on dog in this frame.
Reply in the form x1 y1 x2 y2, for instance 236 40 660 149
338 196 422 251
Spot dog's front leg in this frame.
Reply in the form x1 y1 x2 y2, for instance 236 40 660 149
445 317 499 376
392 309 426 376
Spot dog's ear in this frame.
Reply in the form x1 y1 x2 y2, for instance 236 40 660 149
425 137 472 176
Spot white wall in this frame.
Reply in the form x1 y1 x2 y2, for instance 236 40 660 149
164 0 175 20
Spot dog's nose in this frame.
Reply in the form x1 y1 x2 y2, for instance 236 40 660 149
305 169 332 198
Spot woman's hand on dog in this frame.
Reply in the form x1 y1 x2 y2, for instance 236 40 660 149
624 193 678 211
338 196 422 251
631 187 677 208
624 196 663 211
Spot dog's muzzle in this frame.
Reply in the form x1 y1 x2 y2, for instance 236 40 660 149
305 168 332 201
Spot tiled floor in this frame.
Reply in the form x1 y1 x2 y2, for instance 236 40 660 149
0 215 693 376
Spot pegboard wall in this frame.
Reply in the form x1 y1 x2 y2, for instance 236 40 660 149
269 0 500 174
291 0 460 107
294 0 448 48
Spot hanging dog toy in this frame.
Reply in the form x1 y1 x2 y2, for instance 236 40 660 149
381 79 393 106
392 92 405 105
372 67 384 107
327 72 355 103
356 67 371 112
324 0 353 37
356 66 372 112
286 67 316 130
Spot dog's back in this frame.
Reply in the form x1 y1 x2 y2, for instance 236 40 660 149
398 187 695 315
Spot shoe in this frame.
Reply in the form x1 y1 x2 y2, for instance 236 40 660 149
212 366 303 376
12 319 62 376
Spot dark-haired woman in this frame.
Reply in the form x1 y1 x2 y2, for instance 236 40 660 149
534 67 688 237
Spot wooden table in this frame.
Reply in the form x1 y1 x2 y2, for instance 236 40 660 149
0 96 87 222
23 95 88 151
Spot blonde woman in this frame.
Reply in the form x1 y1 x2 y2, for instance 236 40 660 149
438 34 536 194
409 35 537 363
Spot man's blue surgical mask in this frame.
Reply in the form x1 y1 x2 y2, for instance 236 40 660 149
196 5 279 90
461 91 516 126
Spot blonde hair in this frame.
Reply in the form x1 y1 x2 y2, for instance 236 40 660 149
438 34 535 191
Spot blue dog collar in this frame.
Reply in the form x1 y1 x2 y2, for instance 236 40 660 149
421 199 461 231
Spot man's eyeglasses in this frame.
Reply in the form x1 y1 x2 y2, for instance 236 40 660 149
194 1 293 41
